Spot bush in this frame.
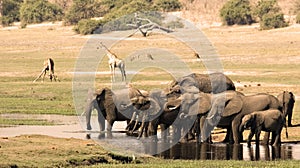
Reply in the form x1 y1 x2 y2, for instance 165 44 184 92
296 12 300 24
220 0 254 25
0 0 23 26
64 0 105 25
253 0 287 30
103 0 154 22
153 0 182 12
253 0 280 20
73 19 103 35
260 12 288 29
20 0 63 24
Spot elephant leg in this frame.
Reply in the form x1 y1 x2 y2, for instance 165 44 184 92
262 132 270 145
232 116 243 144
247 130 255 147
194 117 200 143
126 111 137 132
223 127 232 143
160 124 168 143
270 132 276 146
288 112 293 127
272 128 283 146
255 131 261 147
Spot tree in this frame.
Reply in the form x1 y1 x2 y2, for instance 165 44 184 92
64 0 105 25
0 0 23 26
220 0 254 25
20 0 63 24
153 0 182 12
253 0 287 30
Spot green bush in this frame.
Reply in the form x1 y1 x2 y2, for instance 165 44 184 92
153 0 182 12
296 12 300 24
220 0 254 25
0 0 23 26
253 0 287 30
103 0 154 21
64 0 105 25
253 0 280 20
73 19 103 35
20 0 63 24
260 12 288 29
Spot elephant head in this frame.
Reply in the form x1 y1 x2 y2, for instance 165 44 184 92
278 91 295 126
85 87 147 132
239 114 255 132
179 92 212 118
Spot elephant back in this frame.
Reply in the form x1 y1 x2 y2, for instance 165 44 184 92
168 72 236 95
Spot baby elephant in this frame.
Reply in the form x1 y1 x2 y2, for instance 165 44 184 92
240 109 287 147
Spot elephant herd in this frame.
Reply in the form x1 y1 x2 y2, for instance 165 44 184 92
86 72 295 147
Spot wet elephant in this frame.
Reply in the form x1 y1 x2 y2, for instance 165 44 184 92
166 91 282 144
239 109 287 147
85 87 147 135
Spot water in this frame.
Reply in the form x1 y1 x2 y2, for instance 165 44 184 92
156 142 298 161
1 114 300 161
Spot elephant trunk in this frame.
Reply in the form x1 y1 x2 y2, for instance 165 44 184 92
86 99 104 131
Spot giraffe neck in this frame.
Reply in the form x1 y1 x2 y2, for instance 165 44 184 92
107 53 117 60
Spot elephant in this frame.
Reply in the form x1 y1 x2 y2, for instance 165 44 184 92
85 87 148 136
166 90 244 143
128 89 189 142
277 91 295 127
166 91 282 144
168 72 236 96
239 109 288 147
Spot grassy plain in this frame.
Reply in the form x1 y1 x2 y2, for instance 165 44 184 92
1 22 300 167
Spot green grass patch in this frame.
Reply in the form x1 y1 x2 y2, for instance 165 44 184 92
0 118 55 127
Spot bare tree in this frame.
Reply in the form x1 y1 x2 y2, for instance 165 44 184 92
127 13 173 37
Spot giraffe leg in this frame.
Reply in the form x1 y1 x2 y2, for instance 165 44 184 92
33 68 46 82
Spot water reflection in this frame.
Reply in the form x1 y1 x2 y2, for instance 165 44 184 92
156 142 297 161
86 131 299 161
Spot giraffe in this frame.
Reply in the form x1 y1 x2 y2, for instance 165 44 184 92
99 42 126 82
33 58 59 82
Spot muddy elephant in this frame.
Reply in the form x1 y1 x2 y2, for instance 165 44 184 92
85 87 148 135
277 91 295 127
168 72 236 96
239 109 287 147
166 91 282 144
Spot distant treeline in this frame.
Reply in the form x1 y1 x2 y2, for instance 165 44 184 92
1 0 300 33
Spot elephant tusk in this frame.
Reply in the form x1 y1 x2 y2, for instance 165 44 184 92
179 113 188 119
168 106 178 111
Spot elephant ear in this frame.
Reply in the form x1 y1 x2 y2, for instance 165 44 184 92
222 95 243 117
143 98 162 119
195 92 211 115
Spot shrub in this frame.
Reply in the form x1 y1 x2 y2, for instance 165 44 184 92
0 0 23 26
153 0 182 12
103 0 154 22
20 0 63 24
64 0 105 25
253 0 280 20
220 0 254 25
260 12 288 29
253 0 287 30
73 19 103 35
296 12 300 24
